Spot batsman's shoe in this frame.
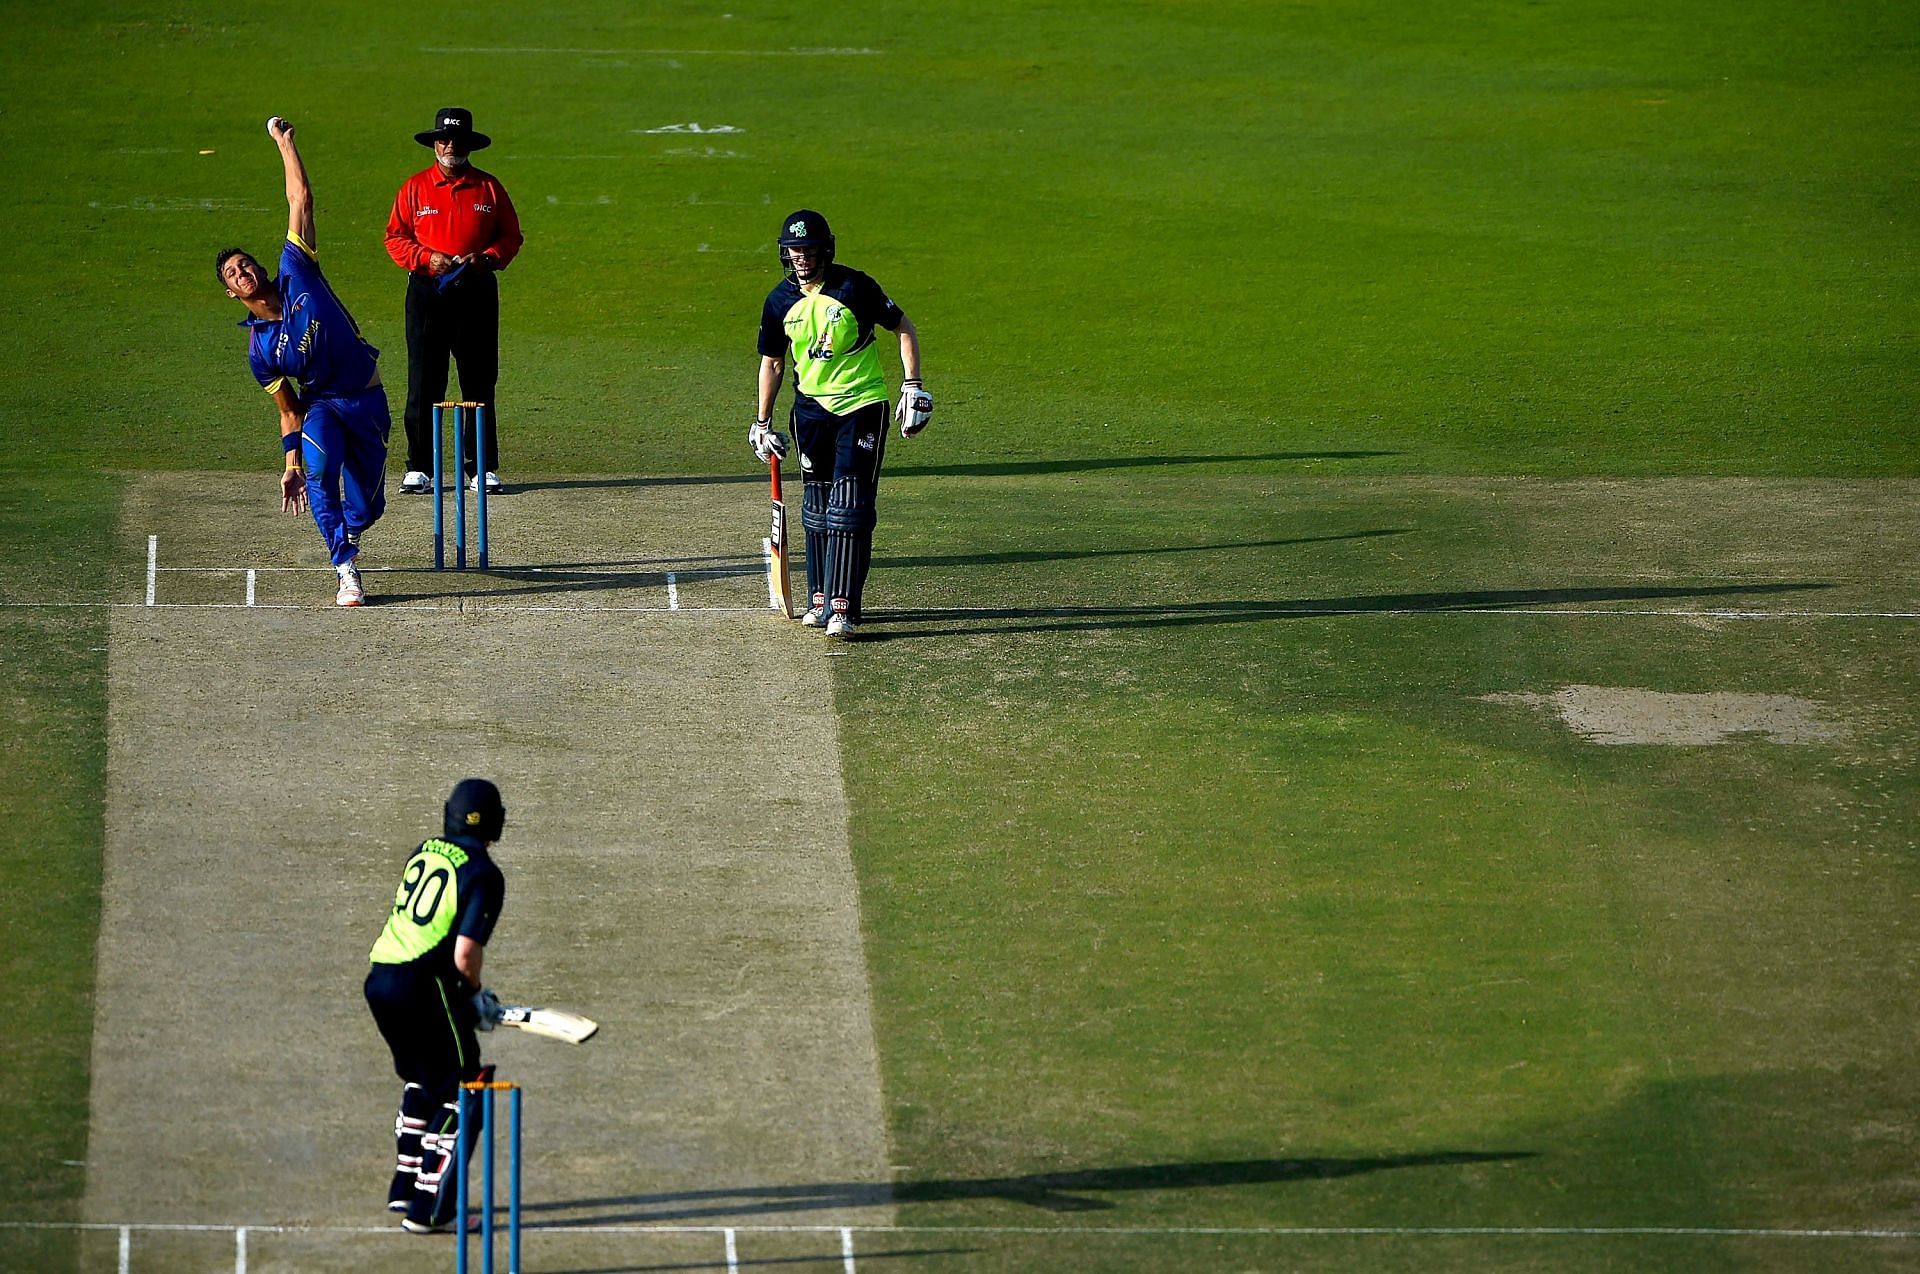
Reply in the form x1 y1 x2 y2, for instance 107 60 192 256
335 562 365 607
400 471 430 494
825 613 857 641
400 1213 482 1235
469 472 503 493
798 597 826 627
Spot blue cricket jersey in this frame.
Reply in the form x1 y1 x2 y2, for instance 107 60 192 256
240 234 379 402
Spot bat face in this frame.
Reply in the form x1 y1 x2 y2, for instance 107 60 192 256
768 455 795 617
499 1005 599 1044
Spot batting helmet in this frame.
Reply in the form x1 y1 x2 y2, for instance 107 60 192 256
444 778 506 842
777 209 834 279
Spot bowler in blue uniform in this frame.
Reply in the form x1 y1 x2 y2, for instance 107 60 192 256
217 116 389 606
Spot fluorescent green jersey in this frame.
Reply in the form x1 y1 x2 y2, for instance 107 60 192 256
758 265 905 415
369 837 505 968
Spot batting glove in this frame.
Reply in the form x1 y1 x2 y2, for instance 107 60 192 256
749 419 789 463
471 987 504 1031
895 380 932 438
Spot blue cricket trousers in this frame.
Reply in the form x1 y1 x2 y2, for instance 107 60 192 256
302 386 390 567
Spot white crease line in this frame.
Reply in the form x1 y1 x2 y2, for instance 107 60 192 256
145 536 157 607
119 1227 129 1274
236 1227 247 1274
0 602 769 613
725 1227 739 1272
843 1225 857 1272
0 1220 1912 1235
6 600 1920 619
667 572 680 610
245 570 256 607
155 565 746 575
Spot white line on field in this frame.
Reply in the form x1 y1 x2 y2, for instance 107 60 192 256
667 572 680 610
8 1220 1916 1240
5 600 1920 620
145 537 156 607
0 601 770 613
421 46 882 56
236 1227 247 1274
153 565 743 575
725 1227 739 1272
245 570 256 608
843 1225 858 1271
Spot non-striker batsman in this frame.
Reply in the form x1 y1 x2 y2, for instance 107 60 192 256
751 209 932 640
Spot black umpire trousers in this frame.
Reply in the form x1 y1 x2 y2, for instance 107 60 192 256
403 269 500 475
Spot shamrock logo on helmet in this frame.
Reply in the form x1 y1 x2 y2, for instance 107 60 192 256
787 220 809 238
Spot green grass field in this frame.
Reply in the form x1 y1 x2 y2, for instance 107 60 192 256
3 1 1917 1270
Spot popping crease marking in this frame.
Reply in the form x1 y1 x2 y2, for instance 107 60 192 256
10 1220 1918 1238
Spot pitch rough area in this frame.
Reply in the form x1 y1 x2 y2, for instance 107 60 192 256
83 474 891 1271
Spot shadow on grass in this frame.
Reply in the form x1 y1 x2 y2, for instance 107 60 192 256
546 1248 978 1274
495 451 1397 493
366 532 1406 605
521 1151 1533 1226
878 528 1412 571
887 451 1401 478
861 582 1832 641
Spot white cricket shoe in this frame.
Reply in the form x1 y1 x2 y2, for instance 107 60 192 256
335 561 365 607
400 471 429 494
469 472 503 493
825 613 857 641
400 1213 481 1235
798 600 826 627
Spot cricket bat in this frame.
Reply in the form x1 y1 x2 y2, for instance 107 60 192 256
497 1005 599 1044
767 452 795 617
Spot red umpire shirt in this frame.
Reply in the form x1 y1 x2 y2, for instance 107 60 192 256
385 166 523 271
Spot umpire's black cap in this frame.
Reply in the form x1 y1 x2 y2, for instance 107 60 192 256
415 106 493 150
445 778 506 841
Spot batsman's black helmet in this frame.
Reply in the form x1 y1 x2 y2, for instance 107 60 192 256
445 778 506 842
777 209 834 278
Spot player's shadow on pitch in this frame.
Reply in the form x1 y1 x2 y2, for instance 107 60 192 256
489 452 1399 494
887 450 1400 478
521 1151 1534 1226
861 582 1833 640
879 528 1410 571
372 557 763 604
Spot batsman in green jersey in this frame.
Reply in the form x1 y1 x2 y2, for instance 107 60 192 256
752 209 931 640
364 779 508 1233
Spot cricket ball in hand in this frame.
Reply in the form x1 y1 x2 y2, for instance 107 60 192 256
266 116 286 136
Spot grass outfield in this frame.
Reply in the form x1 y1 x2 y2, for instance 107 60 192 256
3 1 1918 1270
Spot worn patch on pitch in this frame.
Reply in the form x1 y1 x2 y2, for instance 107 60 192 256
1482 685 1844 746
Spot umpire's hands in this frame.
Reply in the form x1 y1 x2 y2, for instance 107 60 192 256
472 987 504 1031
896 379 932 438
749 419 789 464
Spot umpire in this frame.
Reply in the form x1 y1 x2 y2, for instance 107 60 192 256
751 209 931 640
365 779 508 1234
386 108 523 494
